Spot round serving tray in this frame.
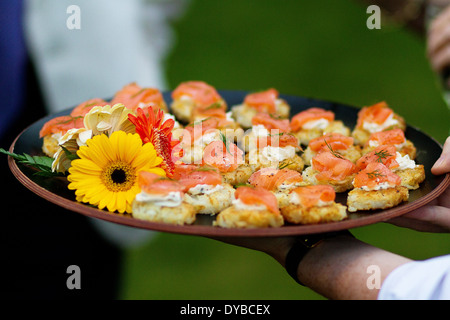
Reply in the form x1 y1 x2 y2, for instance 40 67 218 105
8 90 450 237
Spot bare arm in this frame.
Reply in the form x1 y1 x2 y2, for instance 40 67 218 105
294 235 411 300
215 233 411 300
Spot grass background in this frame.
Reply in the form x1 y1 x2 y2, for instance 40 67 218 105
119 0 450 299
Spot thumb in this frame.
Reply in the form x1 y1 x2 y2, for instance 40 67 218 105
431 136 450 175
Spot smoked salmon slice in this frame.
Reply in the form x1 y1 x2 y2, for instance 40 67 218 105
177 167 223 190
110 82 166 112
138 171 185 195
356 101 393 128
202 140 244 172
353 162 401 189
291 185 336 209
234 186 280 214
39 115 85 138
244 88 279 113
172 164 200 180
70 98 108 117
356 145 399 171
248 167 303 191
251 112 291 132
193 104 227 119
256 132 301 150
290 108 334 132
172 81 223 108
311 151 357 181
365 128 406 147
308 133 354 153
180 117 221 145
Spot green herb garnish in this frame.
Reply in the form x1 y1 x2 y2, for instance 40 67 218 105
234 183 252 189
366 169 385 179
268 113 283 120
193 165 219 173
203 102 223 110
219 131 231 154
186 117 212 127
278 160 294 170
374 149 392 163
324 139 344 159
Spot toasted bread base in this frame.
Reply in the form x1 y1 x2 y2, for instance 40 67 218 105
221 164 254 186
184 184 236 214
213 207 284 228
280 202 347 224
132 201 197 225
246 151 304 173
170 99 195 124
347 186 409 213
395 165 426 190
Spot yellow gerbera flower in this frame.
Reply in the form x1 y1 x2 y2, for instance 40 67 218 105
67 131 165 214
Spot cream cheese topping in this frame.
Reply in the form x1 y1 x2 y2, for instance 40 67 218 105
362 113 399 133
302 118 330 130
188 184 224 195
135 191 183 207
394 152 417 171
261 145 296 162
232 198 267 211
252 124 270 137
359 181 395 191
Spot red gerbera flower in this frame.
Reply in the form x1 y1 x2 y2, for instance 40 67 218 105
128 107 180 178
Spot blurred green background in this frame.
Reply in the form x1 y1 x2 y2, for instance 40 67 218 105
119 0 449 299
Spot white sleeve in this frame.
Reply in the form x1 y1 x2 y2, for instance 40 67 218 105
23 0 189 249
23 0 188 113
378 254 450 300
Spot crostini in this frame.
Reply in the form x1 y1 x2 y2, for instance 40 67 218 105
171 81 226 123
280 185 348 224
132 172 197 225
302 151 357 192
231 88 290 129
351 101 406 146
214 186 284 228
290 107 351 146
347 162 409 212
176 165 236 215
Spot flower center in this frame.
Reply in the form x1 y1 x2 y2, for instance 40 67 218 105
111 169 127 184
101 161 136 192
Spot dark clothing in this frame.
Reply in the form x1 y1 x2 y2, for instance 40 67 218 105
0 1 123 299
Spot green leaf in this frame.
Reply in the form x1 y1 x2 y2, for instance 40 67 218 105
0 148 64 177
61 146 80 161
0 148 27 161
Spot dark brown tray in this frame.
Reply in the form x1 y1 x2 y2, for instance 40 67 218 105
8 91 450 237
